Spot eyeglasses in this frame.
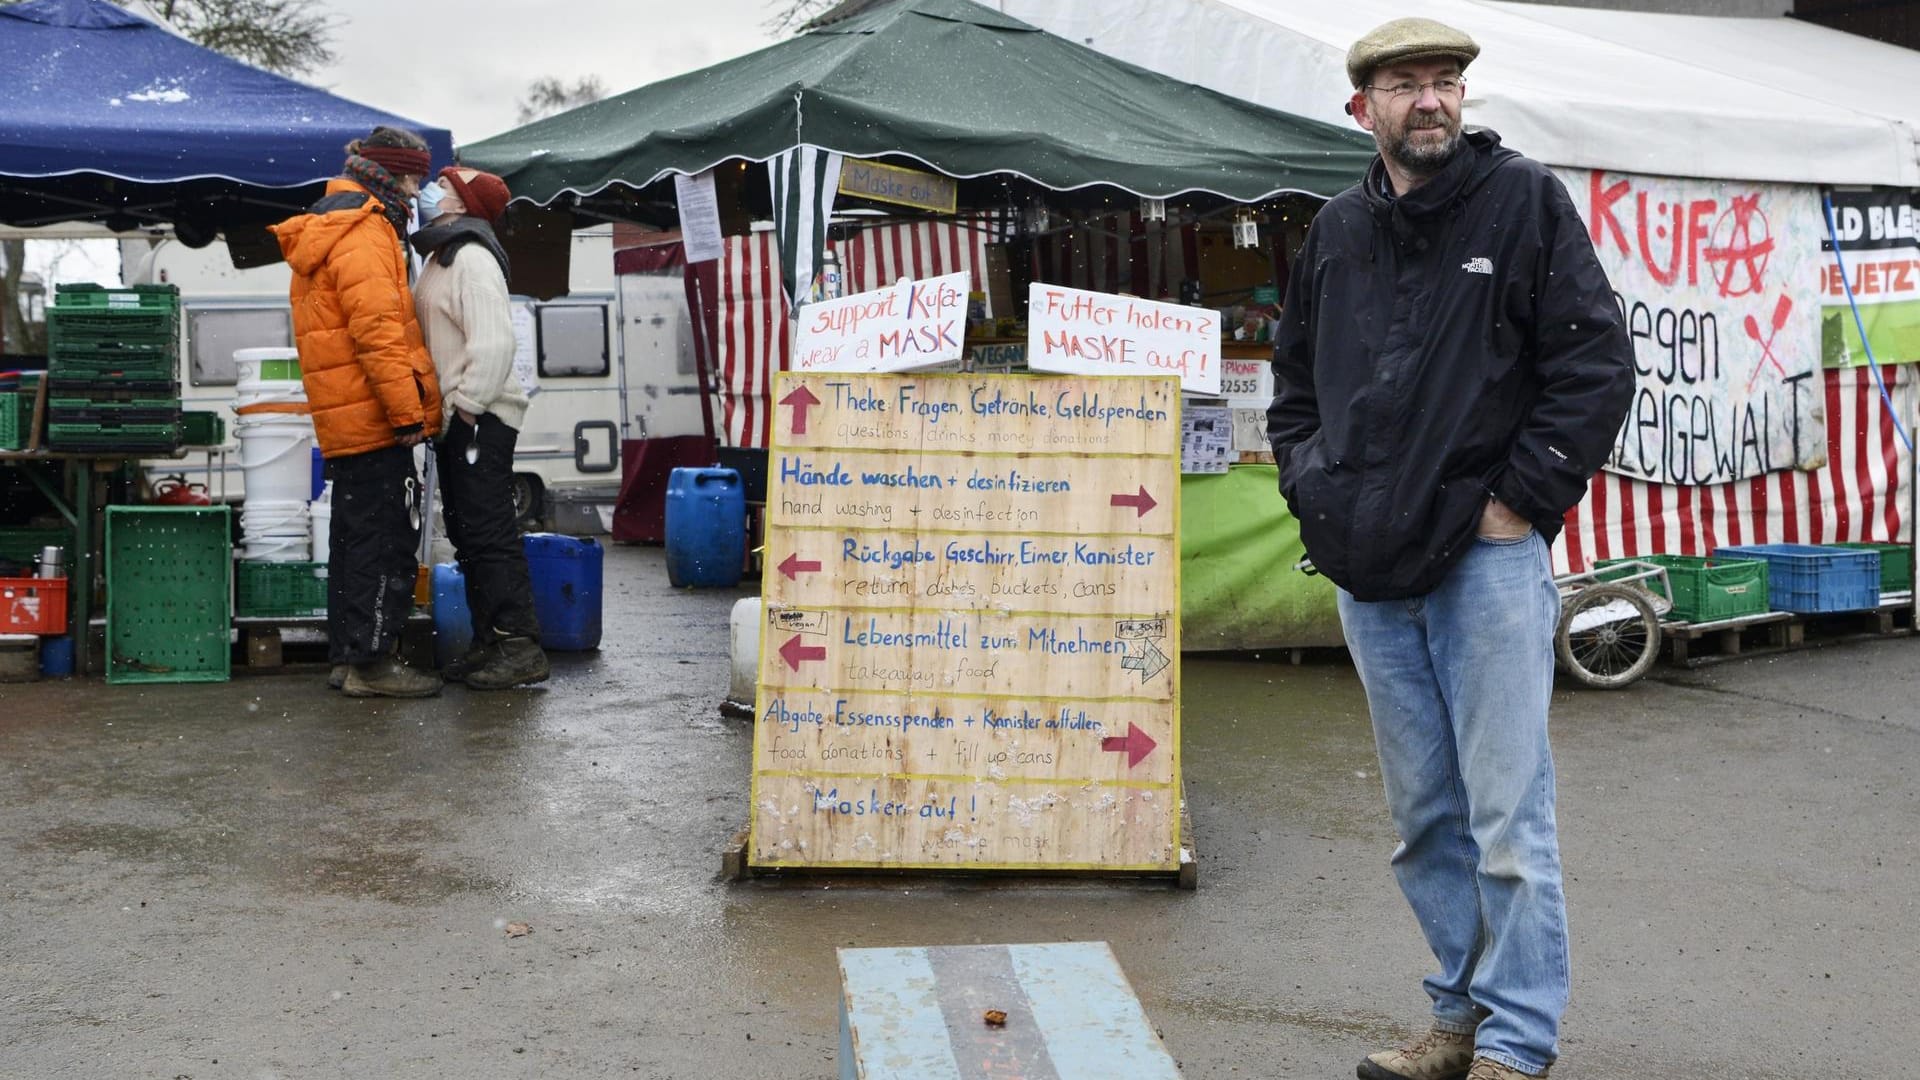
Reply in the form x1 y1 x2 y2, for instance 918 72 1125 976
1365 77 1465 101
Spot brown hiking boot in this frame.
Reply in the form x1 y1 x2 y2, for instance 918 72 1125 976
328 664 348 690
463 636 549 690
342 657 442 698
1358 1026 1476 1080
1466 1059 1546 1079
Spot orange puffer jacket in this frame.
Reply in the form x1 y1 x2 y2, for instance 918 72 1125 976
271 178 443 458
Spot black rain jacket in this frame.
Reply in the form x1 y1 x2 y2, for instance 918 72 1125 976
1268 130 1635 602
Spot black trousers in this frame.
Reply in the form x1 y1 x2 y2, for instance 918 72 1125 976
325 443 421 665
436 413 540 646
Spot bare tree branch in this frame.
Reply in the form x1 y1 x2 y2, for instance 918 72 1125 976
515 76 608 125
764 0 840 35
0 0 337 76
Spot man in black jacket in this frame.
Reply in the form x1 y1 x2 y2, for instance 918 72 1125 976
1267 17 1635 1080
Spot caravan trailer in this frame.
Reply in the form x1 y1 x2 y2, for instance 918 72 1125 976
121 225 702 529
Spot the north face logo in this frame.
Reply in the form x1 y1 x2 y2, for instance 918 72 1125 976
1462 257 1493 275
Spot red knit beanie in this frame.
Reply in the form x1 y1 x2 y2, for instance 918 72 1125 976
440 167 511 225
359 144 431 179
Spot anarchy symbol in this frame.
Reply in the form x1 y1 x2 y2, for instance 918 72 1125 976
1703 194 1774 299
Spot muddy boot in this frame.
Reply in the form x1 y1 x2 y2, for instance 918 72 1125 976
463 636 549 690
1466 1059 1545 1079
328 664 348 690
342 657 442 698
1359 1026 1476 1080
441 643 495 681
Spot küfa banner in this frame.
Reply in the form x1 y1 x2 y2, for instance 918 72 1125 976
1560 168 1827 485
1026 284 1221 396
792 272 970 374
1820 191 1920 369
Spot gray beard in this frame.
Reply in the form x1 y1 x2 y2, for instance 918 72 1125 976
1389 120 1460 178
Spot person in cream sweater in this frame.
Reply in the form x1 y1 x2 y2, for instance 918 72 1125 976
410 167 549 689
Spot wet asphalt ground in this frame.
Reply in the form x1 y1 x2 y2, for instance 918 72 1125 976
2 542 1914 1079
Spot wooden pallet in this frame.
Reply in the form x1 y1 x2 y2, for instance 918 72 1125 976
232 612 435 672
722 795 1199 890
1661 596 1914 667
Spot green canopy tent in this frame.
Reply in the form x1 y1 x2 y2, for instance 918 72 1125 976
462 0 1374 304
462 0 1372 209
464 0 1373 651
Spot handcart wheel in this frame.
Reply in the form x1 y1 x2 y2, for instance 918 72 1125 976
1555 582 1661 689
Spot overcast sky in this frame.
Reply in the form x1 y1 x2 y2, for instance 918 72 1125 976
309 0 787 147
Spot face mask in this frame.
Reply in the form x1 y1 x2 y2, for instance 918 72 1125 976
415 181 447 223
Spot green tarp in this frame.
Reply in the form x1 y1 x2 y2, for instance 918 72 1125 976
461 0 1373 206
1180 466 1342 651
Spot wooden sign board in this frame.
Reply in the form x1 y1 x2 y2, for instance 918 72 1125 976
1026 283 1222 396
793 272 971 374
752 372 1182 872
838 158 959 215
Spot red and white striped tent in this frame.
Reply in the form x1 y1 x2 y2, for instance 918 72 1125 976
1559 366 1911 572
707 221 1912 572
711 211 1262 449
711 221 995 449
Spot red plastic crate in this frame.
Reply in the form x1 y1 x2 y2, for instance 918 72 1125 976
1 576 68 635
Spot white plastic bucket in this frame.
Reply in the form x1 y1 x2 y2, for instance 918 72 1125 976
236 413 315 505
727 596 762 711
242 499 308 532
233 347 302 386
234 347 309 416
242 535 309 563
310 496 332 563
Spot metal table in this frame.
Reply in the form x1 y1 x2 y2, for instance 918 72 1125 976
1 447 181 675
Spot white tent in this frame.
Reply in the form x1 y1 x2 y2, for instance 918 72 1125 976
999 0 1920 187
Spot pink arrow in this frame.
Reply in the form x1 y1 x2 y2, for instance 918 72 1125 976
778 553 822 580
779 635 826 671
1101 722 1159 768
1110 486 1158 517
779 384 821 435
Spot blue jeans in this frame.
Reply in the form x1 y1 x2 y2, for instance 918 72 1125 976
1336 532 1569 1076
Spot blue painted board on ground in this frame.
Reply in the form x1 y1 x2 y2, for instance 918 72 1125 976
838 941 1181 1080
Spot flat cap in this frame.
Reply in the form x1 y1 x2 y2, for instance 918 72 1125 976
1346 17 1480 88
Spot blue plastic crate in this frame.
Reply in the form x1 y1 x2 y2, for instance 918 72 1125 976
1712 543 1880 613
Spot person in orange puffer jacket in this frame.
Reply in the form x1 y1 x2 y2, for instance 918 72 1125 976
271 125 444 699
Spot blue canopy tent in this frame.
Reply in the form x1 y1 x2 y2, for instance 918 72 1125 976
0 0 452 239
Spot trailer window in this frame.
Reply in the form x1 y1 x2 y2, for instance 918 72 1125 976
188 307 292 386
536 304 609 378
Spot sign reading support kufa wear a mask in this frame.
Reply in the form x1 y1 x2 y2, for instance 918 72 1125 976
1558 168 1828 485
791 273 971 374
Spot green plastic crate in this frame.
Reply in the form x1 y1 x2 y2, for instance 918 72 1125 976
50 338 174 364
1596 554 1769 623
47 421 182 453
46 376 179 402
236 561 327 617
0 391 19 449
1834 542 1913 594
48 358 176 383
181 411 226 447
48 400 182 425
105 506 231 684
53 282 180 311
48 308 178 349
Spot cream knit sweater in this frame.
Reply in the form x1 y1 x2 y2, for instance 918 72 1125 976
413 243 529 431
